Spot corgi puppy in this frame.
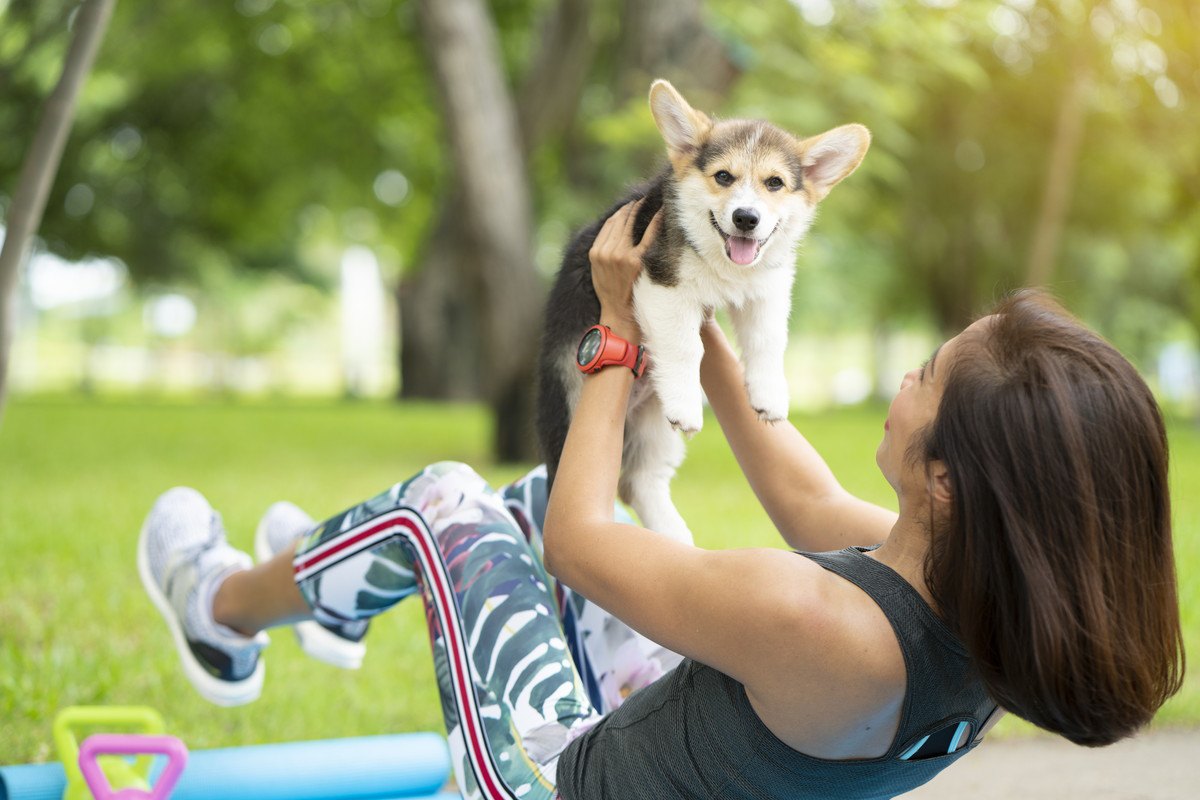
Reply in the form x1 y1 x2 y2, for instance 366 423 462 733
536 80 870 543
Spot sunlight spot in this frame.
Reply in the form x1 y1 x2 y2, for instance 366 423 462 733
258 24 292 56
373 170 410 207
64 184 94 218
790 0 834 27
1154 76 1180 109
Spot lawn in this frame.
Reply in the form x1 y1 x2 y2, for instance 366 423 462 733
1 397 1196 763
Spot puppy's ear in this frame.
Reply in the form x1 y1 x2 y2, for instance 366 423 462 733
649 80 713 161
799 124 871 201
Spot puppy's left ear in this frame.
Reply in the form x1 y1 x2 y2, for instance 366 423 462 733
799 124 871 201
650 80 714 163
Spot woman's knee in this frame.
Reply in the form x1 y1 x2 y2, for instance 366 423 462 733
425 461 495 499
426 461 484 483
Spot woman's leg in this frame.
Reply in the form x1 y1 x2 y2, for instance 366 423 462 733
287 461 598 800
499 466 683 715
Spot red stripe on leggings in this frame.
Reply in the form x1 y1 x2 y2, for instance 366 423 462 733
299 507 517 799
293 512 407 574
405 514 514 800
295 510 520 796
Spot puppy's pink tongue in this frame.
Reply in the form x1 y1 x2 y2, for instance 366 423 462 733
727 236 757 265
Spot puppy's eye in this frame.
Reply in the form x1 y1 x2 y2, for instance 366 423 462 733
714 170 734 187
765 176 785 191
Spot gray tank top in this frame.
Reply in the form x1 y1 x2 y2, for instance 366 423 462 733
556 546 997 799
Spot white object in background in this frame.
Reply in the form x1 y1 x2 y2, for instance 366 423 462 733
340 246 386 396
144 293 197 339
1158 341 1198 407
28 250 126 311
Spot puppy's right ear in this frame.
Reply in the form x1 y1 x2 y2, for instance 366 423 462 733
650 80 712 161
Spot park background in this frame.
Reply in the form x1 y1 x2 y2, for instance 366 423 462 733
1 0 1197 779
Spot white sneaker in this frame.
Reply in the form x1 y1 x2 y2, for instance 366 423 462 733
255 501 368 670
137 487 268 706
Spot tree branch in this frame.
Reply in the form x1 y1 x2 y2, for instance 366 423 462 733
0 0 117 420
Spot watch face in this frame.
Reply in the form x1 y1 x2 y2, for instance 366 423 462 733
577 328 603 367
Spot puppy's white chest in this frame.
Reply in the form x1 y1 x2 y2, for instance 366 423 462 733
676 249 787 309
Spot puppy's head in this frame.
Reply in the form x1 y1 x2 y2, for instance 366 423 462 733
649 80 870 268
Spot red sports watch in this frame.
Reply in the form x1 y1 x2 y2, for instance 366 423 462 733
575 324 646 378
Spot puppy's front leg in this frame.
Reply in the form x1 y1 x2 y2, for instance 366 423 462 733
634 279 706 435
729 271 794 422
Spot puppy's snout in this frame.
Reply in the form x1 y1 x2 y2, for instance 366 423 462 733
732 207 759 233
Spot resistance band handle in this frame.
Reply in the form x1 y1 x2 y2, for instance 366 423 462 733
78 734 188 800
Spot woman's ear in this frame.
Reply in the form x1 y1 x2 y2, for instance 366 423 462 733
928 460 953 507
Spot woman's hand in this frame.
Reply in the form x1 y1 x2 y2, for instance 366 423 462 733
589 199 662 342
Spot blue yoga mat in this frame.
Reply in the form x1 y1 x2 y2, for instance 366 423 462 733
0 733 456 800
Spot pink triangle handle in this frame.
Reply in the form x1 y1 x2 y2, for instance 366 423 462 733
78 734 188 800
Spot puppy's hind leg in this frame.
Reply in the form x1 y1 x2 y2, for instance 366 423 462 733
619 401 693 545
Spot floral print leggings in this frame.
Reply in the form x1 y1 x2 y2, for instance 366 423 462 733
291 461 682 800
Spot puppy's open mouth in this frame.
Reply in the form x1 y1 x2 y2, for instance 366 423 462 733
709 213 775 266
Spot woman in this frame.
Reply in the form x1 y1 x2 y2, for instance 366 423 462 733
139 201 1184 799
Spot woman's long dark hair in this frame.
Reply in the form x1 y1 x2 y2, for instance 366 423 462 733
922 290 1184 746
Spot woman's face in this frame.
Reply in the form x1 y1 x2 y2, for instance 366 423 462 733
876 317 991 502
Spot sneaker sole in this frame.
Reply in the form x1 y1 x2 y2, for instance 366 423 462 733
255 517 366 670
137 521 264 706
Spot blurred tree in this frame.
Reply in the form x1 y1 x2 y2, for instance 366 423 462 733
2 1 445 283
0 0 115 422
1154 0 1200 412
718 0 1195 344
400 0 738 460
403 0 542 462
3 0 1198 431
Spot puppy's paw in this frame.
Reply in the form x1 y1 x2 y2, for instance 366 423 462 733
746 373 790 423
661 522 695 546
666 413 703 438
639 503 695 546
667 407 700 438
658 386 704 437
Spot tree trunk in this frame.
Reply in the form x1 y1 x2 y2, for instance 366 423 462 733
399 0 740 462
400 0 594 408
0 0 117 424
409 0 543 462
1026 58 1090 288
615 0 741 103
517 0 597 154
398 195 487 400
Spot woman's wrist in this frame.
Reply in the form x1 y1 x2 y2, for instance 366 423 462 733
599 312 642 346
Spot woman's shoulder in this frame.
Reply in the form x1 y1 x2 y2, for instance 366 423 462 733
750 548 906 683
736 548 909 759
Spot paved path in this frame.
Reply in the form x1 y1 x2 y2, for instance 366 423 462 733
900 728 1199 799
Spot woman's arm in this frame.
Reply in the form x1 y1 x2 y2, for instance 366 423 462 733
542 202 840 690
699 317 897 552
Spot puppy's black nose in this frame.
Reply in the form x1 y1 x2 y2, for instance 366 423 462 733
732 208 759 232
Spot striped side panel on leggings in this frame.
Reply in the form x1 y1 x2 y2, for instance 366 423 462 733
294 506 524 800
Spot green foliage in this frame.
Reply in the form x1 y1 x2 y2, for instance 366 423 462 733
2 0 444 286
0 398 1196 762
2 0 1199 384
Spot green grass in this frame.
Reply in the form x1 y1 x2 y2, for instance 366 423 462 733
0 397 1196 763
